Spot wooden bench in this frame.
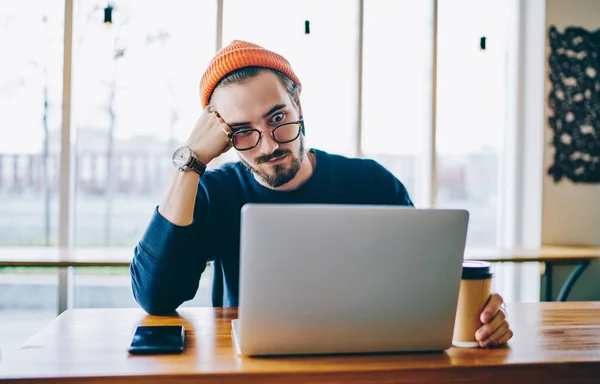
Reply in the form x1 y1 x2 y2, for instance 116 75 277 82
465 245 600 302
0 247 132 267
0 247 133 314
2 246 599 313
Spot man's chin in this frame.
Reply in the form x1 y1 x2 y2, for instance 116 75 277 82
241 149 303 188
259 163 299 188
263 165 291 181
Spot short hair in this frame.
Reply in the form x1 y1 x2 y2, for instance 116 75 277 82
210 66 299 106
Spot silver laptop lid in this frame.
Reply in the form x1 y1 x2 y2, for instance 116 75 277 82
237 204 469 355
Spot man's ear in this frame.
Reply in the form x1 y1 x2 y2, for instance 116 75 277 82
292 87 303 115
297 105 305 136
291 87 305 134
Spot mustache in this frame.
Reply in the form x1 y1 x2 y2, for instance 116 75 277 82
256 149 292 164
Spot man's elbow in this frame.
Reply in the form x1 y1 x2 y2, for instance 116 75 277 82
130 268 181 315
137 297 179 316
132 282 180 315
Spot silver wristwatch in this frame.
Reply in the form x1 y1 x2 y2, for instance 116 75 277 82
171 146 206 176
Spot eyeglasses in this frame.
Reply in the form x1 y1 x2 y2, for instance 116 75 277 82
228 120 305 151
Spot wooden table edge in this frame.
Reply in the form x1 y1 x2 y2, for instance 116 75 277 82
2 361 600 384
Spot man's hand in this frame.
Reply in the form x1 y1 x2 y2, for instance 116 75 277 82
187 105 233 165
475 293 513 347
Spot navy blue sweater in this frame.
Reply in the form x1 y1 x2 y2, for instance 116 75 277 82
131 149 413 314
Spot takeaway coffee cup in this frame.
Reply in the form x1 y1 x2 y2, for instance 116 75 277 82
452 260 494 348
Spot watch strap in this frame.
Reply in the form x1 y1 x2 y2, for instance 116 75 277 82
188 157 206 176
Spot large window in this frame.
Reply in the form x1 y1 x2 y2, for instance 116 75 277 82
436 0 510 246
1 0 519 320
0 0 64 354
2 0 514 249
71 0 217 246
0 0 64 246
362 0 433 202
66 0 218 314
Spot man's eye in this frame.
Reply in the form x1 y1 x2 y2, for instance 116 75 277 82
271 112 285 123
236 130 254 136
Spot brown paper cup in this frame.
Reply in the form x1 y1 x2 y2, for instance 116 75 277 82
452 261 493 348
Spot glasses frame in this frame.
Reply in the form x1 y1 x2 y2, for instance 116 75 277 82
228 120 305 151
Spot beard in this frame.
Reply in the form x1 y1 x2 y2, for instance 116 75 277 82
240 137 305 188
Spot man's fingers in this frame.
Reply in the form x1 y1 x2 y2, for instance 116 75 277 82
491 329 514 347
475 309 506 342
216 119 232 136
481 293 504 324
480 320 510 347
205 107 231 135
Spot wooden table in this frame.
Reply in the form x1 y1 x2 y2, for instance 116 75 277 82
465 246 600 302
1 302 599 383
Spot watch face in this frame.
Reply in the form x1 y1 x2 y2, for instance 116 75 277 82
172 146 192 168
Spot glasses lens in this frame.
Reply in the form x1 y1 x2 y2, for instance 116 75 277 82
232 130 260 150
273 122 300 143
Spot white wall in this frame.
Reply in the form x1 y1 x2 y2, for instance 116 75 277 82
542 0 600 246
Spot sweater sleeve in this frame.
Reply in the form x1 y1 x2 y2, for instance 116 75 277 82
130 184 214 315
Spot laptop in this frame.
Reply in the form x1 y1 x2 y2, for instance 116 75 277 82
232 204 469 356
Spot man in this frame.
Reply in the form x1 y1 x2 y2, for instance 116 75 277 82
131 40 513 348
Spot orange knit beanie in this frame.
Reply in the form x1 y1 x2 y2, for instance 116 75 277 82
200 40 302 108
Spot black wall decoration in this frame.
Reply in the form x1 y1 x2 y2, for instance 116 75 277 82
547 26 600 183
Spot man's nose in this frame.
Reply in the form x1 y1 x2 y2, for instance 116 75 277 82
257 128 279 154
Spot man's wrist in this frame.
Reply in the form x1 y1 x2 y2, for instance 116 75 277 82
186 145 213 165
195 153 212 166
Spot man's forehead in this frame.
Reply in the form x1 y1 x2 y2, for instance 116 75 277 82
211 71 290 122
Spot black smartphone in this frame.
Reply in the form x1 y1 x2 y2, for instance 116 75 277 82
127 325 185 355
